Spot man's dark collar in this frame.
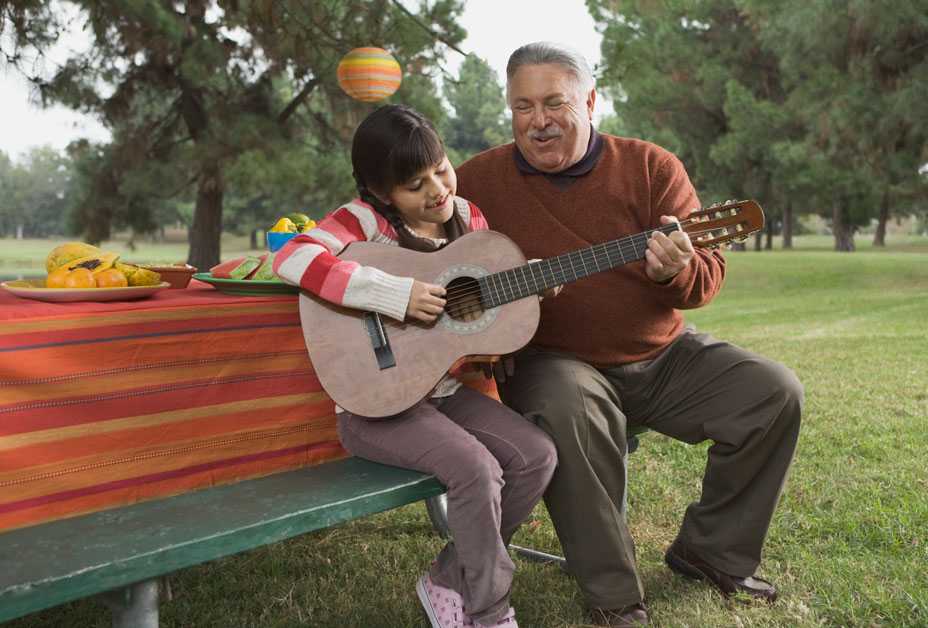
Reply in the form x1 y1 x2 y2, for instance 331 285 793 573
513 127 603 187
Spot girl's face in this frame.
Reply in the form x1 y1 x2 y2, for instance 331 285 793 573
386 156 456 234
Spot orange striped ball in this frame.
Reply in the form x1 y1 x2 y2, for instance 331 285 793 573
337 47 402 102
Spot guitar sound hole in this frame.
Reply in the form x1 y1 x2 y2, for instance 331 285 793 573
444 276 483 322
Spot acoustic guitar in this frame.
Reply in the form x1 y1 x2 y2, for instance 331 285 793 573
299 200 764 417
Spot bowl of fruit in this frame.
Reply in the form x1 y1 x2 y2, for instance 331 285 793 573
266 213 316 252
138 263 198 289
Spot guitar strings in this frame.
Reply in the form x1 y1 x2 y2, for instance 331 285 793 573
333 217 744 346
440 223 710 305
371 223 700 337
438 223 687 301
385 223 732 325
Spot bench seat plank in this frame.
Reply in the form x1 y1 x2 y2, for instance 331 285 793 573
0 458 443 623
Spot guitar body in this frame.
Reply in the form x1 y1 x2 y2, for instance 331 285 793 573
299 230 540 418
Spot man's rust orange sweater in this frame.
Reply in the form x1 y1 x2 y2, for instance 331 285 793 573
456 134 726 366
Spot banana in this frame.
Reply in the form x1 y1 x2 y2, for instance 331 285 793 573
115 262 162 286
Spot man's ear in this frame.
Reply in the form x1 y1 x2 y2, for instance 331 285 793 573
586 88 597 121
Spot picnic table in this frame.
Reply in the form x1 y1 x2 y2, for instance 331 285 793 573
0 280 500 626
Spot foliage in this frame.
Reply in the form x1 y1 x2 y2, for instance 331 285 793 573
444 54 509 163
589 0 928 251
0 0 467 268
0 146 73 238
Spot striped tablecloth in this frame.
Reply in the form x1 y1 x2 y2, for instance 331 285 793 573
0 282 348 532
0 281 497 532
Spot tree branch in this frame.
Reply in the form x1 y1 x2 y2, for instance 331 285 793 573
389 0 467 57
277 77 320 124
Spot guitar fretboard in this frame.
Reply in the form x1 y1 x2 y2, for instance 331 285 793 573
478 223 680 308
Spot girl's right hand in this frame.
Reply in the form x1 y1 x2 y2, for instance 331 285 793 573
406 280 446 323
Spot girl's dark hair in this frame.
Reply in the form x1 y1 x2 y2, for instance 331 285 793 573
351 105 446 230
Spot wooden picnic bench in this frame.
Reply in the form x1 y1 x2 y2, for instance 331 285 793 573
0 433 647 627
0 457 448 627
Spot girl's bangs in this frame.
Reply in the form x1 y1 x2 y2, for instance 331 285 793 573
388 126 445 186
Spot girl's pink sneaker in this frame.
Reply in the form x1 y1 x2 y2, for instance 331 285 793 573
416 572 473 628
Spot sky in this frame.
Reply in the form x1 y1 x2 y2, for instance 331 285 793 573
0 1 606 163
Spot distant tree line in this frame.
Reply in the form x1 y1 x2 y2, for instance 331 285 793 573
590 0 928 251
1 0 926 261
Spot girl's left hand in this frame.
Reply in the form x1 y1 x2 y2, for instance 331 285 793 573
528 258 563 300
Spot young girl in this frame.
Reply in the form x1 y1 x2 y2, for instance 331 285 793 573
273 105 557 628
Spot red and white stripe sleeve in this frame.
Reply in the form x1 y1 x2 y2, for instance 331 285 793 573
273 202 414 321
466 200 489 231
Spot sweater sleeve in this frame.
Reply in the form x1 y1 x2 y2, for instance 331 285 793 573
272 205 414 321
467 200 489 231
649 154 726 310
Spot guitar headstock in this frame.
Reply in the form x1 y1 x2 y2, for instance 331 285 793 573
681 200 765 249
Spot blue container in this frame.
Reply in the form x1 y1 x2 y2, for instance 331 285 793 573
266 231 297 252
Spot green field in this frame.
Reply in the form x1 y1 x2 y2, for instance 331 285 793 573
6 235 928 627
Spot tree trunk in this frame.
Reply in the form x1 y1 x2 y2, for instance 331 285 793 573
782 199 793 249
188 162 224 270
872 189 889 247
250 228 259 250
832 203 856 252
765 215 773 250
753 231 762 251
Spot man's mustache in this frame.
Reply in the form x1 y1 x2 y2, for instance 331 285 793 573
529 127 563 141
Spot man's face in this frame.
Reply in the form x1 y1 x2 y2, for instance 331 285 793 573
508 63 596 173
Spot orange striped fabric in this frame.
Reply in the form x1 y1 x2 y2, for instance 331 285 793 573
0 282 497 532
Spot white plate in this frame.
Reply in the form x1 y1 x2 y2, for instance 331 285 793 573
1 279 171 303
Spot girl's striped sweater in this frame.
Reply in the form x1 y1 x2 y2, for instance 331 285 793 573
273 196 488 320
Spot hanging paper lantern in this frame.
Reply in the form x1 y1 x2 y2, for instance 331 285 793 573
337 47 402 102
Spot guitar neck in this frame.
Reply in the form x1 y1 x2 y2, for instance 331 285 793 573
478 223 679 308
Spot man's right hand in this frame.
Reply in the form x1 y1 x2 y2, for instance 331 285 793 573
406 280 446 323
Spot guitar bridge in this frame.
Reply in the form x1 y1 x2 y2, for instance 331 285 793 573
364 312 396 370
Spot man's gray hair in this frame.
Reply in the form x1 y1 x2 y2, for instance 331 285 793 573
506 42 595 95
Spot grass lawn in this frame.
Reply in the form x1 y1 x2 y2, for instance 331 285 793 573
5 234 928 627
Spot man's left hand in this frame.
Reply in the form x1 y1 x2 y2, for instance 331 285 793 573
645 215 694 284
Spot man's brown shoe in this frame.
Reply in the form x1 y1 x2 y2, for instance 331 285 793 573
589 603 649 626
665 541 778 603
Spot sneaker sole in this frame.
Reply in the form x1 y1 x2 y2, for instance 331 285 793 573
416 574 442 628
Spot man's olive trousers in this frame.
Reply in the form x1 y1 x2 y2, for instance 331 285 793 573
499 329 803 609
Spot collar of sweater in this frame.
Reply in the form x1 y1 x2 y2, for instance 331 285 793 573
512 127 604 188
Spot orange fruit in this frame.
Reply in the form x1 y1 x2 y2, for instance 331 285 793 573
63 267 97 289
95 268 128 288
46 267 71 288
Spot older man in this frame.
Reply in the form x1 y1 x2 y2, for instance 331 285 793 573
456 42 803 627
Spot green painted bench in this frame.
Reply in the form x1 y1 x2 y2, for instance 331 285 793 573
0 457 447 627
0 431 646 627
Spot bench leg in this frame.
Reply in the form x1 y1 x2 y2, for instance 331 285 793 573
424 493 568 569
100 579 160 628
425 494 452 539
